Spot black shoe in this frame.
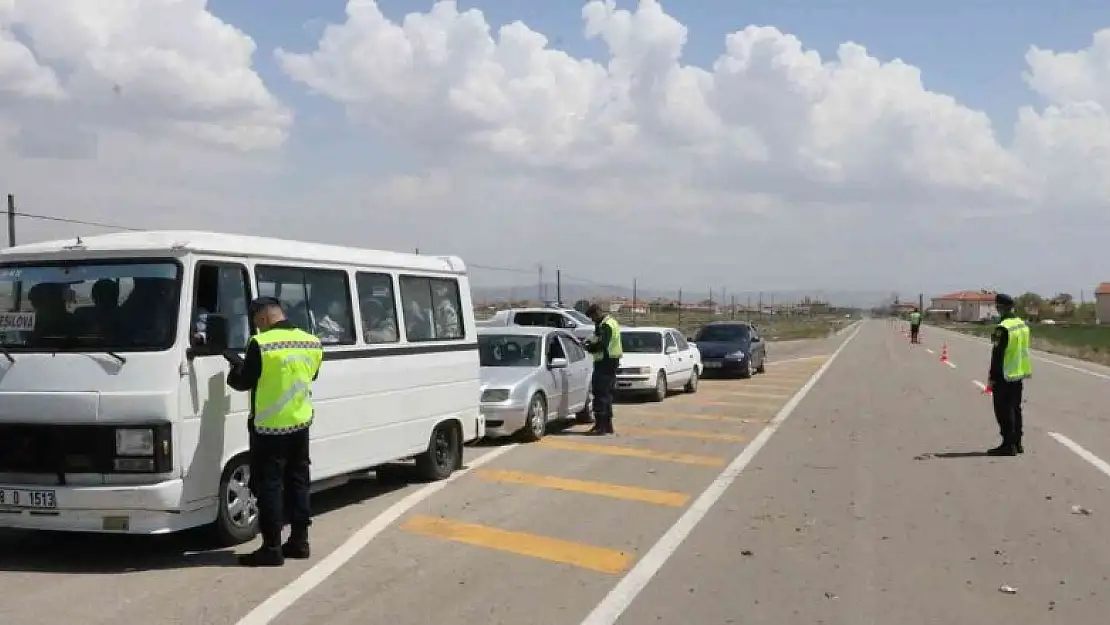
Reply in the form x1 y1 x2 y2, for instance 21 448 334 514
282 540 311 559
987 444 1017 457
1016 442 1024 454
238 546 284 567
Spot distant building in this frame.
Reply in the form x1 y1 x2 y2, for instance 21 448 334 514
929 290 997 322
1096 283 1110 324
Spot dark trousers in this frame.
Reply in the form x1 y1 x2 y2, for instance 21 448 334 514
991 380 1024 446
591 367 617 433
910 324 920 343
250 427 312 547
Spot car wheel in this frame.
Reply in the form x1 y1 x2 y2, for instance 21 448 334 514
212 454 259 547
576 389 594 424
739 358 753 379
415 422 461 481
519 393 548 442
652 372 667 402
684 367 699 393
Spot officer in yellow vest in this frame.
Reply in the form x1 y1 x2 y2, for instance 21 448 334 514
985 293 1031 456
226 297 323 566
908 308 922 344
584 304 622 435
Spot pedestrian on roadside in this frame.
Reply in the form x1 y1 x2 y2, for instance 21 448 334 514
226 297 323 566
985 293 1031 456
583 303 622 435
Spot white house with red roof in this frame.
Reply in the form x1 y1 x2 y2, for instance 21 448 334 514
929 290 998 322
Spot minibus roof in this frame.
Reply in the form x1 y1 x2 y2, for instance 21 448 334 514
0 230 467 274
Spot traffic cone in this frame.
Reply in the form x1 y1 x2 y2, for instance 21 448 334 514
940 343 948 363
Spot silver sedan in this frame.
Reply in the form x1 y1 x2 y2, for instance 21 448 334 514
478 326 594 441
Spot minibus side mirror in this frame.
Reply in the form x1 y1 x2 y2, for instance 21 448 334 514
186 316 230 360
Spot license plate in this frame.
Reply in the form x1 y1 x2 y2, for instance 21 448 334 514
0 488 57 509
704 361 721 368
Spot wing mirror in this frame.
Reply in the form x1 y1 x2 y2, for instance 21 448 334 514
665 345 678 354
548 357 569 369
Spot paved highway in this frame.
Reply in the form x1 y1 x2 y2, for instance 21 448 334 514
3 320 1110 625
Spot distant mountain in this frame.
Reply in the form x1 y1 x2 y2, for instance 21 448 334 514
470 283 889 308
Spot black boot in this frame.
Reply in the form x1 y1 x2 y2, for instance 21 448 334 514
283 527 311 559
238 545 284 567
987 443 1017 457
1015 441 1024 454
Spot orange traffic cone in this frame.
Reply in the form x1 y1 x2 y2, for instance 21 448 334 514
940 343 948 363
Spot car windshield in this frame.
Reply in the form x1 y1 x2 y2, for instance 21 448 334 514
621 331 663 353
566 310 592 325
0 260 182 351
695 324 750 342
479 334 541 367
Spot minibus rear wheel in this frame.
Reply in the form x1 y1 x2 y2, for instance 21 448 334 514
415 421 461 482
213 453 260 546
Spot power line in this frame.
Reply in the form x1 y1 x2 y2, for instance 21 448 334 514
11 210 143 232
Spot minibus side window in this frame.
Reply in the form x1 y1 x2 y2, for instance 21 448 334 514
256 265 356 346
355 272 400 344
191 262 252 352
399 276 464 342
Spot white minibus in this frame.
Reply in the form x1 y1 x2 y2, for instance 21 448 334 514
0 231 484 544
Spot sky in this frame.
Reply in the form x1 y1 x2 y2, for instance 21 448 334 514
1 0 1108 300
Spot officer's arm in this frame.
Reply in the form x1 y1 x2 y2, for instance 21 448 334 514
226 341 261 391
586 323 610 354
988 327 1007 381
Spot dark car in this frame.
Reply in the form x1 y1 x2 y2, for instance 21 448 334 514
691 322 766 378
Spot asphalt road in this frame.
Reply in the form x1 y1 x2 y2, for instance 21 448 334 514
3 319 1110 625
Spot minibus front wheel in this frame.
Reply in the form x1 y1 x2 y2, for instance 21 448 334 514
415 421 462 482
213 453 260 546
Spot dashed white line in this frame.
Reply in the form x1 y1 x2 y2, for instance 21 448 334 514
234 444 519 625
945 361 957 369
577 323 863 625
972 380 988 392
925 348 935 354
1049 432 1110 480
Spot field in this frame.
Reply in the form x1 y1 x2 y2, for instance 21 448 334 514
938 321 1110 366
614 310 853 341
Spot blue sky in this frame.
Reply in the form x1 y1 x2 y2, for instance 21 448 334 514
210 0 1110 143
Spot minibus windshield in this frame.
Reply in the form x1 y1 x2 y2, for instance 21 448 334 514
0 260 182 352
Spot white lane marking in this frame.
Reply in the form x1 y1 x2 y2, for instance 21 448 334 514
942 328 1110 381
945 361 957 369
767 354 829 365
1049 432 1110 480
235 444 518 625
972 380 988 391
925 348 935 354
578 323 863 625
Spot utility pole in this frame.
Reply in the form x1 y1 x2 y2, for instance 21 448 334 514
757 291 763 320
918 292 924 312
7 194 15 247
747 295 752 322
537 264 543 304
631 278 638 326
677 288 683 328
730 295 736 320
555 269 561 307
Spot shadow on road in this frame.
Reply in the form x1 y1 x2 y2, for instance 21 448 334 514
929 451 992 459
0 470 412 575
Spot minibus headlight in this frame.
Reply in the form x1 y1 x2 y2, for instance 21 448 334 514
115 428 155 456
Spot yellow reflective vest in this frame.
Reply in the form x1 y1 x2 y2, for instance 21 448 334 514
998 317 1031 382
592 316 623 362
251 327 323 434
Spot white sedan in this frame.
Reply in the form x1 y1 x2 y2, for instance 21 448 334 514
614 326 702 401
